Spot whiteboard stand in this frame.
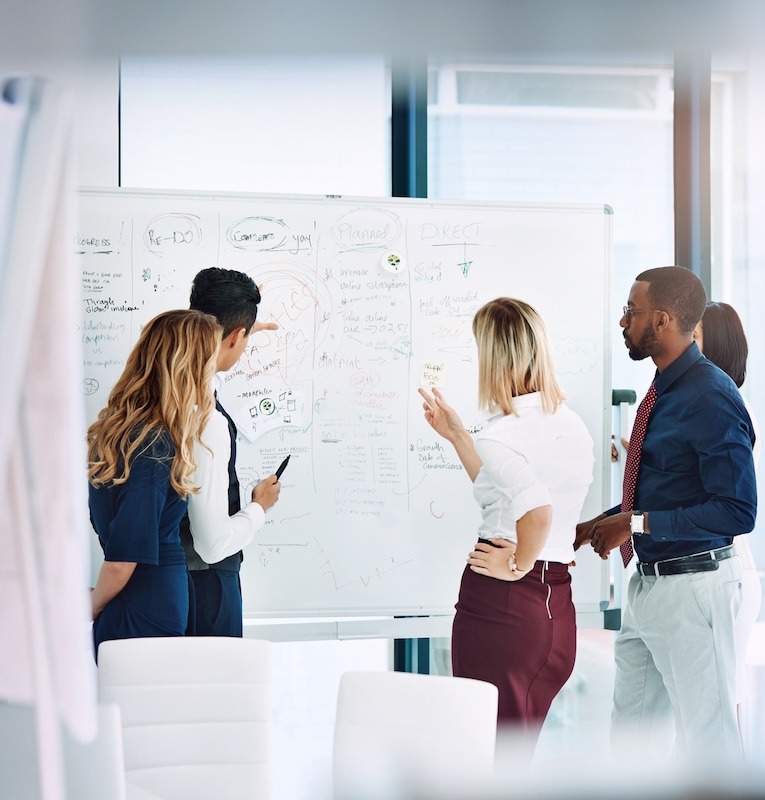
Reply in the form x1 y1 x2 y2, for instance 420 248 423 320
393 630 430 674
605 389 637 630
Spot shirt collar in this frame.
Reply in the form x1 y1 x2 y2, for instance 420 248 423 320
486 391 543 424
511 391 544 410
654 341 703 395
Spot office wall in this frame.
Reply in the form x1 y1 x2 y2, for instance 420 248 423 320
0 58 119 187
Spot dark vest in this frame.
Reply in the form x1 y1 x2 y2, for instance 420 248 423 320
181 397 243 572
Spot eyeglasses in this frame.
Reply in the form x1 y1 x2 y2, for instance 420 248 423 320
622 306 659 321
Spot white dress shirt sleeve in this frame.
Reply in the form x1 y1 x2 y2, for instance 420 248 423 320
187 409 266 564
475 436 552 521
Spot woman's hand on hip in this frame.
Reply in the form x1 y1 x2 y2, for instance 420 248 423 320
468 538 528 582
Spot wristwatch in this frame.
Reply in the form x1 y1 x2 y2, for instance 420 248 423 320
630 510 645 535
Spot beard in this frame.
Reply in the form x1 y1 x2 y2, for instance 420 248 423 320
625 326 657 361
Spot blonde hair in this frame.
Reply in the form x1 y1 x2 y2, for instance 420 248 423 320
473 297 564 415
87 309 222 498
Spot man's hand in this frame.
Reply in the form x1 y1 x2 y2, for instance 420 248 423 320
574 514 606 551
252 475 281 511
588 512 632 560
251 320 279 334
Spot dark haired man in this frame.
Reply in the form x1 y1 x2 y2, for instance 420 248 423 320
576 266 756 760
182 267 281 637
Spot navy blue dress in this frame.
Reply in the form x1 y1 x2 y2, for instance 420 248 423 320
89 432 189 658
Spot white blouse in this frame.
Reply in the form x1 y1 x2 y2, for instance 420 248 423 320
472 392 594 565
187 393 266 564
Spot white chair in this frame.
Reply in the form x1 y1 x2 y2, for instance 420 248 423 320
333 670 498 799
98 637 272 800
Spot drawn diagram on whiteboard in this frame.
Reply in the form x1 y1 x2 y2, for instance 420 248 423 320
225 216 289 251
232 384 305 443
140 265 178 294
242 261 339 385
313 537 414 591
142 213 202 256
225 216 315 255
553 336 599 374
330 207 402 251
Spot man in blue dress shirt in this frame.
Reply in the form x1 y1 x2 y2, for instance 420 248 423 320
576 266 757 761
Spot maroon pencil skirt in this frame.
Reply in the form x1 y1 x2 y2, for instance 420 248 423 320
451 559 576 729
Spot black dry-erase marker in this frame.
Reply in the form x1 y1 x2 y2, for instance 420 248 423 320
275 454 291 480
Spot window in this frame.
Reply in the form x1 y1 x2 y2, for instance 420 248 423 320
710 56 765 568
428 59 675 401
120 56 390 196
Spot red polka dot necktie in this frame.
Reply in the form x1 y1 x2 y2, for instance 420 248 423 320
620 382 657 567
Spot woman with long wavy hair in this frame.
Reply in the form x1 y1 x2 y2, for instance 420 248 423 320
88 309 221 657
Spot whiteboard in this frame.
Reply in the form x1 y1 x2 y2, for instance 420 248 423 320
76 188 612 618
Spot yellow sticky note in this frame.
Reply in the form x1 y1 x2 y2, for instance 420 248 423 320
420 361 446 387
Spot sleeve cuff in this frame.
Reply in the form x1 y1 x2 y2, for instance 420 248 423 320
242 501 266 529
644 510 672 540
103 553 155 565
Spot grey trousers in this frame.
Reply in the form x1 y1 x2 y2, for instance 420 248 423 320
611 554 743 762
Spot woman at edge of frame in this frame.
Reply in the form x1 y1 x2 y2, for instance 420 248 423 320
693 301 761 733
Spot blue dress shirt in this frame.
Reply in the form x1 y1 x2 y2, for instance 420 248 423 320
612 342 757 562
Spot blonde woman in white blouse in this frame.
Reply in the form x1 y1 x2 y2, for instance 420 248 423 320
419 298 594 747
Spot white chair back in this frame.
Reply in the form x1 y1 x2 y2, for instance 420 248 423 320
98 637 271 800
333 670 498 799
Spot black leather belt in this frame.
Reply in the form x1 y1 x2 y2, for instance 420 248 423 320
636 545 735 577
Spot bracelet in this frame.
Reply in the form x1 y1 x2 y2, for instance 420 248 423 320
508 556 531 576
